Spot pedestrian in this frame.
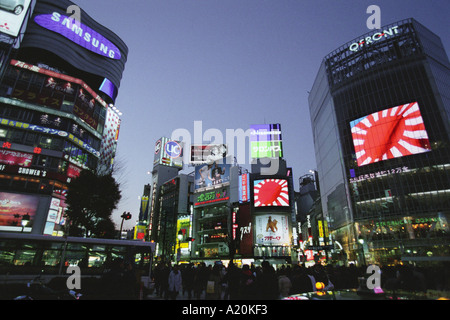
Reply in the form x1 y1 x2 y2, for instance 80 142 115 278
194 263 209 299
223 262 241 300
206 264 222 300
168 264 183 300
101 258 126 299
160 263 171 299
123 261 138 299
240 264 256 299
291 265 314 293
256 261 279 300
182 263 195 299
278 269 292 298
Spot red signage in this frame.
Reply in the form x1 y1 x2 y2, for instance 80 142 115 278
0 148 33 167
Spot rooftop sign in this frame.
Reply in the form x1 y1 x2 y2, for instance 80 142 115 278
349 25 400 53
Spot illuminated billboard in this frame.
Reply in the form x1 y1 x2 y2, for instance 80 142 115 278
34 12 121 59
253 179 289 207
0 148 33 167
254 214 290 246
194 161 230 191
250 124 283 158
350 102 432 167
0 192 39 232
0 0 32 37
190 144 227 165
153 137 183 169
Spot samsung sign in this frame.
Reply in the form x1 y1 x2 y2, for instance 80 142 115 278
34 12 121 60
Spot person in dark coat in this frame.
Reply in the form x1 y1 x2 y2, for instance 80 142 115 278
256 261 279 300
240 264 256 299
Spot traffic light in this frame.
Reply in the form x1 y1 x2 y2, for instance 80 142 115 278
186 237 195 242
121 212 132 220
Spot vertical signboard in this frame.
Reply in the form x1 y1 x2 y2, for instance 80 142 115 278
239 173 250 203
238 203 253 256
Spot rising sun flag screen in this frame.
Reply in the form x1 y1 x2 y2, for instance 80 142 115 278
254 179 289 207
350 102 432 167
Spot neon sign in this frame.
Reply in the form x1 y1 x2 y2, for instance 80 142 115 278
194 189 229 206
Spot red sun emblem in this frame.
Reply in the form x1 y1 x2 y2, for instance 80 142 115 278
351 102 431 166
254 179 289 207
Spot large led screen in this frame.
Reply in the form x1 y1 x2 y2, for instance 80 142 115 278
253 179 289 207
350 102 432 167
0 192 39 231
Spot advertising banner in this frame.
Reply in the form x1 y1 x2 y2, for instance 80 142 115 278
194 161 230 191
190 144 228 165
0 191 39 231
254 214 290 246
250 124 283 158
0 0 32 37
0 148 33 167
350 102 431 167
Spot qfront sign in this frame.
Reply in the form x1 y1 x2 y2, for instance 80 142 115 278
349 25 400 53
34 12 121 60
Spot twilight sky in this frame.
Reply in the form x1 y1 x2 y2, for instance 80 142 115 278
71 0 450 229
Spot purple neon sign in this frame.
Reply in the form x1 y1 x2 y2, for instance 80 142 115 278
34 12 121 60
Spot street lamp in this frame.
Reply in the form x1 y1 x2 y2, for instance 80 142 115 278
21 213 30 233
358 236 367 266
176 230 183 263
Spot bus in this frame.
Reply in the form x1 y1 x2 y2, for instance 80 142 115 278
0 232 155 284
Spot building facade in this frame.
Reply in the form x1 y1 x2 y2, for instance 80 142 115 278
0 0 128 235
309 19 450 266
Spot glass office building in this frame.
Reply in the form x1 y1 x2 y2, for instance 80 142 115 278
308 19 450 266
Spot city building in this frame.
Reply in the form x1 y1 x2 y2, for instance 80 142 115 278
0 0 128 235
157 173 194 262
249 157 295 265
145 137 184 244
145 126 298 267
308 19 450 266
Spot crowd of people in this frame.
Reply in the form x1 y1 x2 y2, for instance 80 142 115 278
151 261 450 300
152 261 358 300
